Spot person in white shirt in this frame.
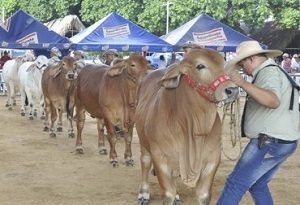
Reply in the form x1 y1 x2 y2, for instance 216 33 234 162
158 55 167 69
48 47 61 65
291 54 300 73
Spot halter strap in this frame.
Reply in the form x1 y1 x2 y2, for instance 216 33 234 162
183 74 231 102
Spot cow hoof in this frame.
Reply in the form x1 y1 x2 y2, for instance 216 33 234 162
75 146 84 154
21 112 25 116
8 107 12 111
99 149 107 155
173 199 182 205
68 133 75 138
125 159 134 167
43 127 49 132
33 112 37 117
13 102 16 106
110 160 119 167
40 116 45 120
138 198 150 205
173 195 182 205
29 116 34 120
57 127 63 132
5 103 9 107
50 133 56 138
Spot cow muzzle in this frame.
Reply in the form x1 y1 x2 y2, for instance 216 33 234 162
66 71 78 80
223 87 239 104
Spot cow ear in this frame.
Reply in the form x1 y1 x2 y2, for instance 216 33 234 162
160 64 182 88
50 66 62 78
75 61 85 70
26 63 36 72
107 62 125 77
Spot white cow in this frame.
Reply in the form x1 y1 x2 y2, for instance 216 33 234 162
18 55 49 119
2 52 36 110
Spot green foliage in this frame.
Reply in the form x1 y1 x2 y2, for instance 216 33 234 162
80 0 143 25
2 0 82 22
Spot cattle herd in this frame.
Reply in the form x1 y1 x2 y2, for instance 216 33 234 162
1 48 239 205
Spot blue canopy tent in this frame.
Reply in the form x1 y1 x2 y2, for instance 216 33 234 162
161 14 257 52
0 9 71 56
0 20 9 40
70 12 174 52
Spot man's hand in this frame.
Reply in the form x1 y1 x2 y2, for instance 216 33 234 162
229 71 247 88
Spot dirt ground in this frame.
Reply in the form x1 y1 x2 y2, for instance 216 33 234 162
0 95 299 205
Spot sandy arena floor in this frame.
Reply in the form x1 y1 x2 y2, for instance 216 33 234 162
0 95 299 205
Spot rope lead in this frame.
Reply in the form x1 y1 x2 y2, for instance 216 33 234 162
221 98 243 161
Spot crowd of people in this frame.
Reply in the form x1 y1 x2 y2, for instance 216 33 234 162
1 45 299 74
281 53 300 73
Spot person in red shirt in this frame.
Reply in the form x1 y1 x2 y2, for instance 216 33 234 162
0 51 12 69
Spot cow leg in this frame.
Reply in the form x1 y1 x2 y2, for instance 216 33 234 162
19 87 26 116
195 116 222 205
67 114 75 138
43 98 51 132
75 108 86 154
7 82 14 110
32 95 38 117
124 124 134 166
5 83 11 108
25 88 34 120
106 122 118 167
11 83 17 106
195 159 220 205
152 155 180 205
137 146 152 205
39 96 45 120
97 119 107 155
56 107 63 132
43 99 50 132
49 104 57 138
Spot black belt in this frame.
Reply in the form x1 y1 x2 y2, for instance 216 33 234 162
258 134 297 149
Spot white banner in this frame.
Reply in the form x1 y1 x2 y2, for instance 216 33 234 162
103 24 130 39
192 27 227 45
16 32 39 44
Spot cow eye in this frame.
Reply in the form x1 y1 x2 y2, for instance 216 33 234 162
196 64 205 70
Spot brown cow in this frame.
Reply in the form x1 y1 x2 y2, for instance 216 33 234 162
42 56 78 138
70 54 149 167
135 48 239 205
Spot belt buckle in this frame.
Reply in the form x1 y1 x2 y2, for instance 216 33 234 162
258 134 268 149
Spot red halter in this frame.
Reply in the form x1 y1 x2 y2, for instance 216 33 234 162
183 74 231 102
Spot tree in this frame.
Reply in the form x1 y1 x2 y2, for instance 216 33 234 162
80 0 143 25
1 0 299 36
1 0 82 22
1 0 19 19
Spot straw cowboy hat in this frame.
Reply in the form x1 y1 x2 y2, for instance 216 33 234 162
226 41 282 69
102 49 119 57
50 47 62 57
73 50 85 58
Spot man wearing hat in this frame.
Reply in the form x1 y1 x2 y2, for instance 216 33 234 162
49 47 62 65
217 41 299 205
102 49 119 66
181 41 202 58
73 50 86 70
